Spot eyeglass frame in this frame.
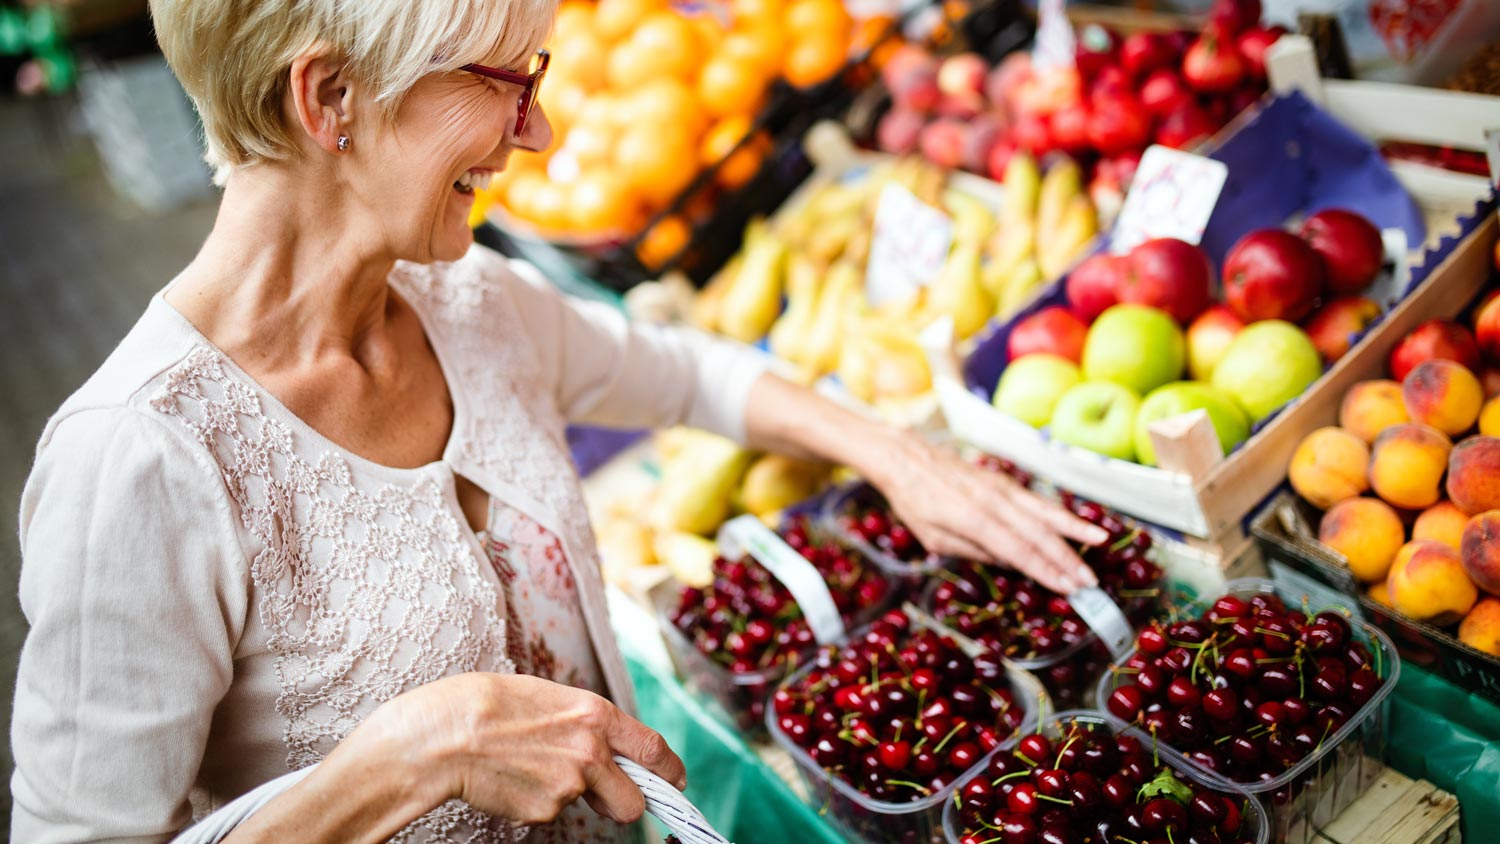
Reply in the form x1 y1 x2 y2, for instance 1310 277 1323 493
459 49 550 138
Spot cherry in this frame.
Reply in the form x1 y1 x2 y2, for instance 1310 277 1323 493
1136 664 1167 697
1259 665 1297 697
1228 735 1260 765
1138 626 1170 656
1008 782 1041 814
1101 774 1132 808
1255 700 1288 726
1002 815 1038 844
877 739 910 771
1166 676 1203 707
1018 734 1053 764
949 741 983 771
1281 696 1310 725
1142 796 1188 833
1159 646 1194 673
1349 668 1380 707
912 749 940 776
1210 595 1250 621
1203 687 1238 721
961 776 993 807
1035 768 1070 797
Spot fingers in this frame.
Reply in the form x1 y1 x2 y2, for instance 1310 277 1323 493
1010 488 1110 547
582 756 646 824
604 709 687 791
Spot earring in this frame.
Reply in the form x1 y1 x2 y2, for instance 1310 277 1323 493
337 135 351 152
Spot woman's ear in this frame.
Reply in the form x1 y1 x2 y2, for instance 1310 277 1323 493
288 49 353 155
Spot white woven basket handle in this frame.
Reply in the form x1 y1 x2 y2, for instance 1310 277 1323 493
170 758 732 844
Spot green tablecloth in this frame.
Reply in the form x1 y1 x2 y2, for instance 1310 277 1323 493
1386 663 1500 844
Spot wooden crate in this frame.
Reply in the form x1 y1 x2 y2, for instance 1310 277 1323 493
1311 768 1460 844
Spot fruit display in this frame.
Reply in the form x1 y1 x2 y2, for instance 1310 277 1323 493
691 149 1099 410
768 608 1036 843
873 0 1281 213
989 208 1391 467
484 0 860 245
925 491 1164 707
658 514 894 731
943 711 1267 844
1099 580 1397 844
1285 284 1500 657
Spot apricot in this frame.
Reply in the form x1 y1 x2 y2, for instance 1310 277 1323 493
1289 427 1370 510
1480 396 1500 437
1339 379 1409 444
1461 510 1500 596
1458 597 1500 656
1387 539 1480 624
1447 436 1500 515
1319 497 1406 583
1368 581 1393 608
1413 501 1469 551
1369 424 1453 510
1402 359 1483 436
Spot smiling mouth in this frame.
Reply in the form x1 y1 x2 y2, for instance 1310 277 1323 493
454 169 494 195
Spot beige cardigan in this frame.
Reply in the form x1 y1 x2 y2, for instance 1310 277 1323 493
12 245 768 844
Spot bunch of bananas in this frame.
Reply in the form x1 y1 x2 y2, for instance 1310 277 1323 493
594 428 835 588
688 153 1098 408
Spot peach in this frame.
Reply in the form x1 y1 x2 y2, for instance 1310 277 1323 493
1401 359 1483 436
1368 581 1393 608
1387 539 1480 624
1369 424 1453 510
1447 436 1500 515
1458 597 1500 656
1481 396 1500 437
1413 501 1469 551
1319 497 1406 583
1339 379 1409 444
1461 510 1500 595
1289 427 1370 509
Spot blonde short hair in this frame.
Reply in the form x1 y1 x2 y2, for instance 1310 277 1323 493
149 0 555 182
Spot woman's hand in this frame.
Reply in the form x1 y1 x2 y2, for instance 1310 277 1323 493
364 672 686 827
866 433 1107 594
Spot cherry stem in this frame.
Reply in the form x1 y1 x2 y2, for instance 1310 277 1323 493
933 721 967 755
1054 735 1080 769
1036 794 1074 805
886 779 932 796
992 770 1031 786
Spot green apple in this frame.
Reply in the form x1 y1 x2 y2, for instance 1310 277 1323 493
1133 382 1252 466
1211 320 1324 422
1049 381 1142 462
1082 305 1186 396
994 354 1082 428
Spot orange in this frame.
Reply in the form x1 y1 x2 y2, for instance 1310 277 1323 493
502 169 549 219
607 40 664 91
720 27 784 79
697 54 767 118
562 121 618 168
783 32 846 88
548 30 610 92
629 11 704 82
689 14 726 55
539 80 589 137
786 0 851 41
630 77 708 140
616 124 697 207
552 1 596 41
636 214 691 269
528 180 573 232
700 114 753 166
705 124 770 190
569 170 640 233
594 0 664 43
731 0 783 25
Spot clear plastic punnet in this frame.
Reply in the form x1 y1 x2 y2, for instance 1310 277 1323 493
820 481 949 579
942 709 1270 844
1094 578 1400 844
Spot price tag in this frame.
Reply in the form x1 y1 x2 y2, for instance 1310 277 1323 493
1109 145 1229 254
718 515 845 645
1485 128 1500 189
865 182 953 307
1031 0 1076 72
1069 586 1135 659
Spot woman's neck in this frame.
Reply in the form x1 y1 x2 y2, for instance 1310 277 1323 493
166 163 397 370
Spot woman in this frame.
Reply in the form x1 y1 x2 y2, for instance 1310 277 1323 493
11 1 1104 842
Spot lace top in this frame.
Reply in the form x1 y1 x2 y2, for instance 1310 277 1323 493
12 246 768 844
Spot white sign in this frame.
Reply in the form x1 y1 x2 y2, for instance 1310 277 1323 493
1110 145 1230 254
1032 0 1076 72
866 182 954 307
1068 585 1135 659
718 515 845 645
1485 128 1500 189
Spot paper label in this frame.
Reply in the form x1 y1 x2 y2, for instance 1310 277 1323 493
1031 0 1076 72
719 515 844 645
1109 146 1229 254
1268 559 1368 622
1068 586 1135 659
866 182 953 307
1486 128 1500 188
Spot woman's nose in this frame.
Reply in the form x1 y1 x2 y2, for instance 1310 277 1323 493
517 103 553 153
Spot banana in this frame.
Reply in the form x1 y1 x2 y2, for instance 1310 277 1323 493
998 258 1046 318
804 213 861 266
925 241 992 340
1038 195 1099 279
1000 152 1041 227
692 253 740 331
649 433 754 535
944 188 997 249
803 259 863 375
1036 158 1082 237
768 254 823 364
717 219 787 343
983 220 1037 296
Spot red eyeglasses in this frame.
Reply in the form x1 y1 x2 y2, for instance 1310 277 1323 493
461 49 550 137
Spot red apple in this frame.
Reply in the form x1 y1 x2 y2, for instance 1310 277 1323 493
888 61 942 113
1074 23 1122 81
1121 237 1214 324
1087 94 1151 155
938 53 988 101
1298 208 1385 295
1210 0 1263 35
1222 229 1325 322
1140 69 1194 117
1008 306 1090 364
919 119 966 169
1304 296 1381 363
1237 26 1286 78
876 108 926 155
1012 113 1054 155
1187 305 1246 381
960 116 1003 174
1155 103 1216 149
985 138 1019 182
1389 319 1482 381
1049 102 1092 154
1473 291 1500 361
1066 254 1128 322
985 52 1033 109
1183 30 1246 93
1121 32 1176 78
1089 66 1133 104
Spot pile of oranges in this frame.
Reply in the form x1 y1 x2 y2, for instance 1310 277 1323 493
485 0 859 267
